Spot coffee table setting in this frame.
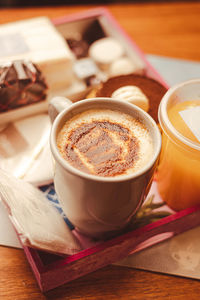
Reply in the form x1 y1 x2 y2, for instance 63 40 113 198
0 6 200 294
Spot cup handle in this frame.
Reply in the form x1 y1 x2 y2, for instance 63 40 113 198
48 96 73 123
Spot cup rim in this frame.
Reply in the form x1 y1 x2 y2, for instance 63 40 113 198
50 97 162 183
158 78 200 151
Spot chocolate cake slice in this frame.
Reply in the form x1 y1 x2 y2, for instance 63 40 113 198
0 60 48 113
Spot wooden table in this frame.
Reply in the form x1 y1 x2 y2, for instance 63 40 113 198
1 2 200 299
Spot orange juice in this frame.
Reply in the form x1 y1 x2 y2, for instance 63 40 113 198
157 99 200 211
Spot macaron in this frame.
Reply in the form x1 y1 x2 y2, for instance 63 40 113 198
111 85 149 112
89 37 124 70
109 57 144 77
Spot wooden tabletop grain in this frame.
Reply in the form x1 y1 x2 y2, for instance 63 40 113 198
1 2 200 299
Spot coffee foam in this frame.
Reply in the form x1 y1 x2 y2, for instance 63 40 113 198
57 109 154 177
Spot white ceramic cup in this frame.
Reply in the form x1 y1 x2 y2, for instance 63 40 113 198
49 97 161 238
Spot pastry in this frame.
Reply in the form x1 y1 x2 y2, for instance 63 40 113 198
89 37 124 70
111 85 149 112
0 17 75 91
109 57 144 77
93 74 168 122
0 60 47 112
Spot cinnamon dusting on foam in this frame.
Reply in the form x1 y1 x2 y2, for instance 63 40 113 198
57 109 153 177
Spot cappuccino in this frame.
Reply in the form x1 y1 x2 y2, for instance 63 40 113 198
57 109 153 177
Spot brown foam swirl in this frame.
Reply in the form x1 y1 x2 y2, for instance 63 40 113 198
63 120 139 177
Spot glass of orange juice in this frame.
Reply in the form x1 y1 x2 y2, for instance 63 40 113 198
157 79 200 211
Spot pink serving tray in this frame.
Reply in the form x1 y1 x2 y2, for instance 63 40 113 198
17 8 200 292
23 202 200 292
